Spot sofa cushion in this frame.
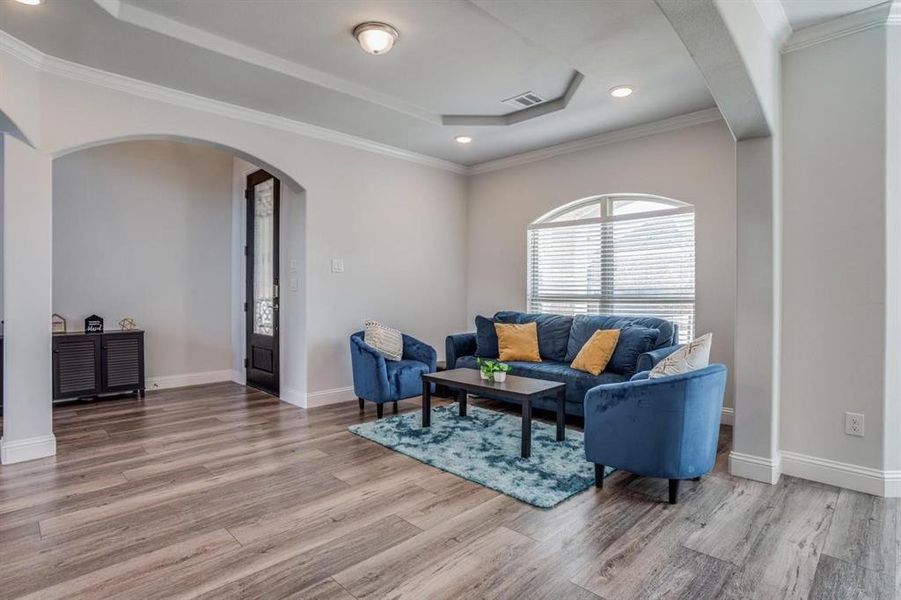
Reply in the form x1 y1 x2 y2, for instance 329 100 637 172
474 315 499 358
565 314 674 362
494 311 573 362
570 329 620 375
496 322 542 362
606 325 660 376
364 320 403 361
650 332 712 378
474 312 522 358
385 359 430 398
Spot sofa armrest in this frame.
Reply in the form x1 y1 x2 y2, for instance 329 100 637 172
445 332 477 369
630 370 651 381
350 334 390 402
402 334 437 371
636 344 682 373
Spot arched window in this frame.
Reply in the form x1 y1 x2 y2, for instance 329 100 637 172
528 194 695 342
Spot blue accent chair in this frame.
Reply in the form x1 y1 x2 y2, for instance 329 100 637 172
583 364 728 504
350 331 437 418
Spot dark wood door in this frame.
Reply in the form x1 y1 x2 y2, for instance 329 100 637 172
245 169 280 396
53 335 101 399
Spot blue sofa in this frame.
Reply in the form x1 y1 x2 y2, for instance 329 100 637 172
445 311 681 416
584 365 728 503
350 331 437 418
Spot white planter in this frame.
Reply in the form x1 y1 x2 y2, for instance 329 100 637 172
493 371 507 383
480 370 490 380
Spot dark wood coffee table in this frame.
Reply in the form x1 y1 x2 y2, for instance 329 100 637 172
421 368 566 459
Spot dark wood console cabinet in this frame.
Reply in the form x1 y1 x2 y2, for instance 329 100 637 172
52 330 145 400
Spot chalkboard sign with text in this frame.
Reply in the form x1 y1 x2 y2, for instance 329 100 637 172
85 314 104 333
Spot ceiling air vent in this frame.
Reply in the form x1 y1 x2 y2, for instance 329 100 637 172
502 91 545 110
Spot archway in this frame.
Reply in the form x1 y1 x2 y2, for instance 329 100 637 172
2 132 307 463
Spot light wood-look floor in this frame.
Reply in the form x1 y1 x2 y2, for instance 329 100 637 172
0 383 897 599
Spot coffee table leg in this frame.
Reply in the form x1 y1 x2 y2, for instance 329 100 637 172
422 380 431 428
458 389 467 417
556 389 565 442
521 398 531 459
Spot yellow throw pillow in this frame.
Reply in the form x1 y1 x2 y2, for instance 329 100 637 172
495 322 542 362
570 329 621 375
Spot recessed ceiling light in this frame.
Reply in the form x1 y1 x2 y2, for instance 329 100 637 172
15 0 43 5
609 85 633 98
455 136 472 144
353 22 399 55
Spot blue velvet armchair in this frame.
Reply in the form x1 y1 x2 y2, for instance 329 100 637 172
583 364 727 504
350 331 437 418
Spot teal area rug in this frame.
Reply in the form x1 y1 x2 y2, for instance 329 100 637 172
348 404 613 508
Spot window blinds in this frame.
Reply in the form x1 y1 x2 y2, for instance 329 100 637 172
527 207 695 342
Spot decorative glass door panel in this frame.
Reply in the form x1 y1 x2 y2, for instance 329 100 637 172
245 170 280 395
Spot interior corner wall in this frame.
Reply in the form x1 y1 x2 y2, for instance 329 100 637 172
52 140 235 385
465 120 738 407
782 26 888 472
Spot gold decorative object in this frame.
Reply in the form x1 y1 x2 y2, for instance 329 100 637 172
118 317 137 331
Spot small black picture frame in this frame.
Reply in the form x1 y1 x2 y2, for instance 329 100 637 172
85 314 104 333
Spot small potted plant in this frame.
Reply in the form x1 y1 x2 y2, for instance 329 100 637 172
477 358 511 382
476 357 492 380
492 361 512 383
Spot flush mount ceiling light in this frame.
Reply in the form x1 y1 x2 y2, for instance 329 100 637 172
609 85 634 98
15 0 43 5
353 22 399 55
455 136 473 144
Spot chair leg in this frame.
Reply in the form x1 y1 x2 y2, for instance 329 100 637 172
377 403 384 419
668 479 680 504
594 464 605 488
358 397 364 411
393 401 398 413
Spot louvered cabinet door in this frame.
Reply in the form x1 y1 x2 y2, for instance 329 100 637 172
53 336 101 399
101 332 145 394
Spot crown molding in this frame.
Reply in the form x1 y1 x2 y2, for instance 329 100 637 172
783 1 895 53
467 107 723 175
0 30 468 175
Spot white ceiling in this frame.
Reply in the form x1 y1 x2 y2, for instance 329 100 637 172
780 0 887 30
0 0 888 166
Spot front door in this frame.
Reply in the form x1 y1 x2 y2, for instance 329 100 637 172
245 169 280 395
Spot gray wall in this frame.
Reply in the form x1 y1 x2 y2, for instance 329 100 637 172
52 140 234 381
466 120 737 407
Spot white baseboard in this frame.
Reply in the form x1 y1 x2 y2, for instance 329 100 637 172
145 370 234 391
720 406 734 426
279 387 306 408
885 472 901 498
729 450 782 484
0 434 57 464
277 385 356 409
230 370 246 385
782 451 901 497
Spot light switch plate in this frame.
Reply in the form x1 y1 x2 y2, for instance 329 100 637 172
331 258 344 273
289 278 298 291
289 259 298 273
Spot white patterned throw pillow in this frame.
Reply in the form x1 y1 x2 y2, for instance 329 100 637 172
649 333 712 378
364 320 403 361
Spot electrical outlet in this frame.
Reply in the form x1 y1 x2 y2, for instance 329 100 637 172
845 412 864 437
331 258 344 273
